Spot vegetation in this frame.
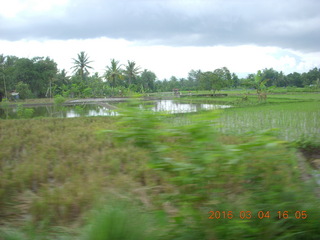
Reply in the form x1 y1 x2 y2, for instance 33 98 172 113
71 51 93 82
0 51 319 239
0 95 320 239
1 52 320 101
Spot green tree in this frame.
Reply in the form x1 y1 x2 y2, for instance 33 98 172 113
213 67 232 88
199 71 222 92
286 72 303 87
253 70 269 102
188 69 202 90
261 68 279 87
304 67 320 86
124 60 141 87
105 59 123 88
87 72 105 97
12 57 57 97
55 69 70 87
71 51 93 81
35 57 58 98
0 54 8 99
139 70 156 92
16 81 33 99
231 73 240 88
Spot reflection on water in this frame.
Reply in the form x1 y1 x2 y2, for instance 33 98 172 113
65 107 118 118
152 100 231 113
0 104 118 119
0 100 231 119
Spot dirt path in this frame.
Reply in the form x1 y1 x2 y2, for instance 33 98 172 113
296 151 320 198
2 98 131 108
66 98 130 103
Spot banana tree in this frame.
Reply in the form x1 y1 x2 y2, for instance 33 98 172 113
254 70 269 102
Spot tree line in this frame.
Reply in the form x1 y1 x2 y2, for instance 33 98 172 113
0 52 319 99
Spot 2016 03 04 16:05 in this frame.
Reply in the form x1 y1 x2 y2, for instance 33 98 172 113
208 211 308 220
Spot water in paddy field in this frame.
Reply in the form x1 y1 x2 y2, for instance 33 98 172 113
151 100 231 113
0 104 118 119
0 100 231 119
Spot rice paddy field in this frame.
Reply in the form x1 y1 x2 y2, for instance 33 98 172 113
179 92 320 142
219 101 320 141
0 91 320 239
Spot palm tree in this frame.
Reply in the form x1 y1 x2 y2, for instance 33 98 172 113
71 51 93 81
105 59 123 88
124 60 141 87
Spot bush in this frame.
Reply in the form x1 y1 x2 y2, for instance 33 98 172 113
16 82 33 99
108 106 320 239
83 87 92 98
16 104 34 119
54 95 66 106
82 200 160 240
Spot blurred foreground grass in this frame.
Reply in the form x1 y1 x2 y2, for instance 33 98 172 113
0 109 320 239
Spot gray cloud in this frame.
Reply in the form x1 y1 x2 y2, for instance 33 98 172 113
1 0 320 52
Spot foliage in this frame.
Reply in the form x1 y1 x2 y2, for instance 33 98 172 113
138 70 157 92
16 104 34 118
294 134 320 152
0 228 27 240
124 60 141 87
71 51 93 81
1 101 320 239
54 95 66 106
109 106 320 239
1 53 320 98
81 200 160 240
82 87 92 98
105 59 123 89
15 81 33 99
0 98 10 119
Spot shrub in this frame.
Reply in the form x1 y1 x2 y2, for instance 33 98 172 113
16 104 34 119
16 81 33 99
82 200 160 240
108 106 320 239
54 95 66 106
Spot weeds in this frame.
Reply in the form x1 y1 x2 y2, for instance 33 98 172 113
16 104 34 119
108 105 320 239
1 94 319 239
54 95 66 106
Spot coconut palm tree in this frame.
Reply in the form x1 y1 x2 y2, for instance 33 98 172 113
124 60 141 87
105 59 123 88
71 51 93 81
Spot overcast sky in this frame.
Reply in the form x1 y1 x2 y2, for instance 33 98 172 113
0 0 319 79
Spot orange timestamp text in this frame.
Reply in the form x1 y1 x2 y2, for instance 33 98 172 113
208 210 308 220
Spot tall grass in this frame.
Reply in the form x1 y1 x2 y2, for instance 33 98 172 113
109 105 320 239
0 117 152 228
81 199 162 240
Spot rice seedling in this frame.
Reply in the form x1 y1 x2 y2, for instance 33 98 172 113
219 101 320 141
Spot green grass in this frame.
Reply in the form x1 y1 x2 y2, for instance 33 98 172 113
218 101 320 141
1 92 319 239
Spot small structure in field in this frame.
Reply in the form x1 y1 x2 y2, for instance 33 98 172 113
173 88 180 97
10 90 19 101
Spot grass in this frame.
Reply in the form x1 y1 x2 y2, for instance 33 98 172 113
0 91 320 239
0 117 154 226
218 100 320 141
175 92 320 142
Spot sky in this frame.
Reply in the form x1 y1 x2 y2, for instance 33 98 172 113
0 0 319 80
